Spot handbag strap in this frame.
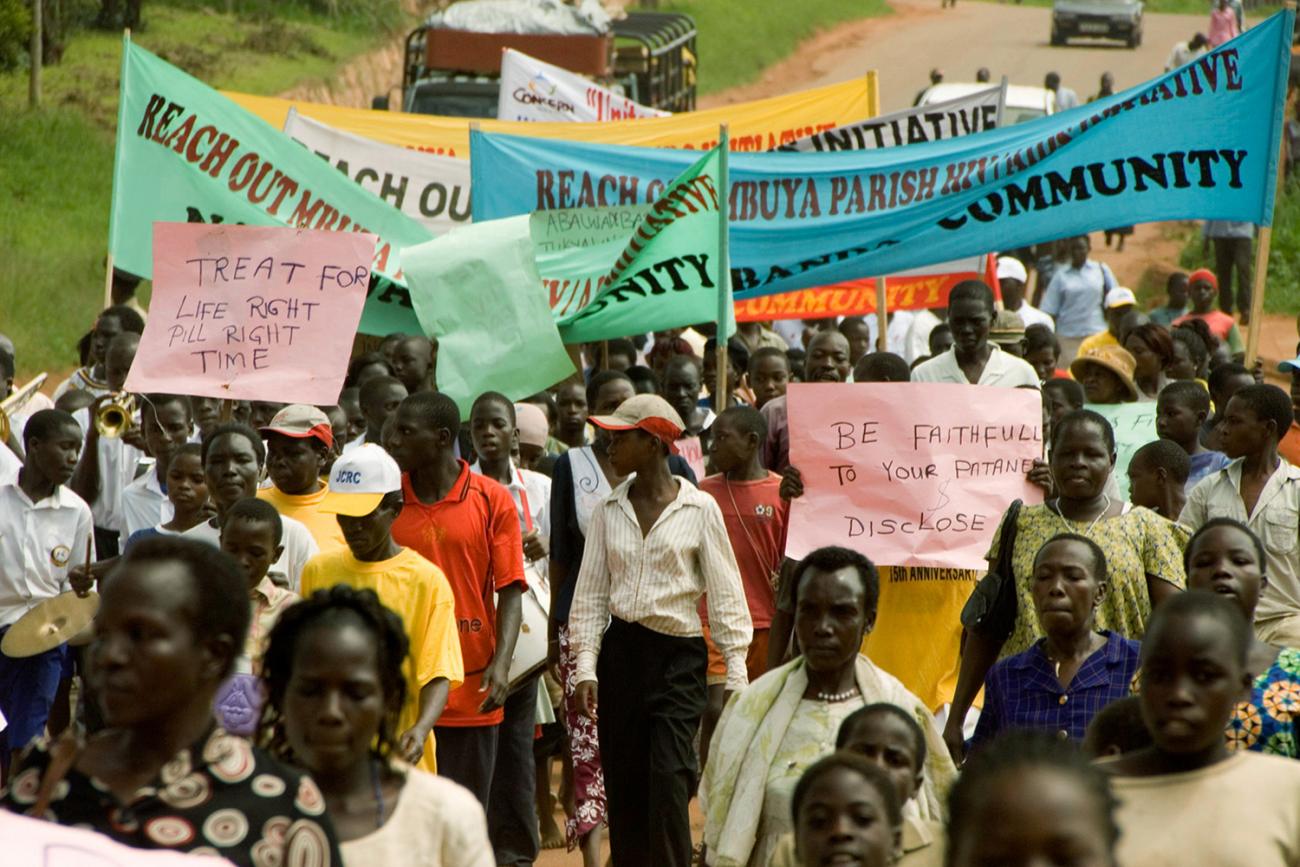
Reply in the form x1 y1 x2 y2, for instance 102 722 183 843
996 499 1024 575
33 731 82 816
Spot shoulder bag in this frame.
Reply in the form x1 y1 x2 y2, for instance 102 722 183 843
960 499 1023 641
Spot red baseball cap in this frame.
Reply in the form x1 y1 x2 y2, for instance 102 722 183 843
260 404 334 450
589 394 685 454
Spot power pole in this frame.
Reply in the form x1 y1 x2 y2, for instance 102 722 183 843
29 0 42 108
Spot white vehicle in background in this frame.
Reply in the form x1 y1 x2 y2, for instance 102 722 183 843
918 83 1056 125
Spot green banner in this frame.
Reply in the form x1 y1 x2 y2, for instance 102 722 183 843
109 37 432 335
404 217 576 418
555 145 732 343
1085 401 1158 499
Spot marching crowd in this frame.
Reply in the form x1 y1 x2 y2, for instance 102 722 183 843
3 233 1300 867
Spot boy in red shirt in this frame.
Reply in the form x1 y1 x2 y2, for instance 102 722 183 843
1173 269 1245 361
386 391 526 808
699 405 789 760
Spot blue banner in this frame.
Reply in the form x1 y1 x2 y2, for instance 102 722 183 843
471 11 1292 299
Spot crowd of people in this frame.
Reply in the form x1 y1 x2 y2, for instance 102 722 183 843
1 222 1299 867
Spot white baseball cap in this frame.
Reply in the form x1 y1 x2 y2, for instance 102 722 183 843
996 256 1028 284
1104 287 1138 309
319 444 403 516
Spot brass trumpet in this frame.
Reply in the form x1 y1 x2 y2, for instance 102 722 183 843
0 373 48 443
95 393 136 439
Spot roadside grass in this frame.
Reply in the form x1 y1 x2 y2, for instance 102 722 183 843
650 0 891 95
969 0 1283 15
0 2 404 378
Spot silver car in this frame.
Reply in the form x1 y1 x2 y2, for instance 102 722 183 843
1051 0 1144 48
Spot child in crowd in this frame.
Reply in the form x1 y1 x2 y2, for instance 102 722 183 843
337 386 367 454
1106 592 1300 866
1083 696 1153 758
1042 378 1085 430
1169 324 1211 381
1156 380 1231 490
1202 362 1257 450
1070 345 1139 404
946 730 1120 867
120 393 194 540
1127 439 1190 520
791 754 902 867
748 347 791 409
1174 269 1245 361
357 375 408 450
514 402 551 473
1024 324 1066 384
122 443 209 551
1150 271 1190 326
213 497 296 737
300 444 463 775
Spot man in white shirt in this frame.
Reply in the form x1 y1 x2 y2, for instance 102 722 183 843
0 410 94 778
120 394 195 539
1166 32 1209 70
998 256 1054 331
1045 71 1080 111
1180 384 1300 646
912 281 1041 388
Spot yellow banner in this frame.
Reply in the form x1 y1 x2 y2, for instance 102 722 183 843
225 75 879 159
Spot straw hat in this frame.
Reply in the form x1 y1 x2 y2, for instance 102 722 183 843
1069 345 1139 401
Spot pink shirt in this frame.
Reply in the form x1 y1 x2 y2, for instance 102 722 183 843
1209 7 1239 46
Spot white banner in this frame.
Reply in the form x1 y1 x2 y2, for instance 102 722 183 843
497 47 670 123
778 82 1006 152
284 109 472 236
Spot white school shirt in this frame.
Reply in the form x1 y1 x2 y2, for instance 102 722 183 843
903 310 943 364
910 344 1041 388
183 514 319 593
1180 458 1300 624
120 468 173 539
0 445 20 487
568 477 753 691
0 483 95 628
1008 302 1055 331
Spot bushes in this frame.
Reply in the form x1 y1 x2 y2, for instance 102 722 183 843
0 0 31 70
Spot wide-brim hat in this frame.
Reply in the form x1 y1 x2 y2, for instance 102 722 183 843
1070 345 1140 401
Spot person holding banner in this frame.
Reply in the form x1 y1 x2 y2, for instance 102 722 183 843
569 394 751 867
1179 385 1300 647
911 281 1039 388
1039 236 1117 364
944 410 1187 762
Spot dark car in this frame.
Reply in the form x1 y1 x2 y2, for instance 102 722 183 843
1051 0 1144 47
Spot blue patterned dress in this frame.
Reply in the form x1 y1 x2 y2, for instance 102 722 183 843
1227 647 1300 757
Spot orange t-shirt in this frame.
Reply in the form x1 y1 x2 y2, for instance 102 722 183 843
390 460 526 727
1280 423 1300 467
699 473 787 629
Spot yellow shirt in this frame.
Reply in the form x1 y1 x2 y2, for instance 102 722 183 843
259 484 347 554
862 567 975 711
300 548 465 774
1076 329 1119 357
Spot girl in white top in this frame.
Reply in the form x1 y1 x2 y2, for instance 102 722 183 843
260 583 493 867
1104 591 1300 867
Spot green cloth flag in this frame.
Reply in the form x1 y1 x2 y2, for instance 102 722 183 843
556 144 732 343
1084 401 1157 499
403 217 576 418
109 36 433 335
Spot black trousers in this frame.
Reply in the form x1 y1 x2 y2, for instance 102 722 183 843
597 619 707 867
435 723 498 808
1214 236 1253 315
488 676 542 866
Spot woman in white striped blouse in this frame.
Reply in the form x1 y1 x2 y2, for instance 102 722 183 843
569 394 752 867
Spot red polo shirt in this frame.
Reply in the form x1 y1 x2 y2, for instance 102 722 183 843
391 460 526 727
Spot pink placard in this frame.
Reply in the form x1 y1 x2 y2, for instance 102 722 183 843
786 382 1044 569
125 223 376 404
2 811 234 865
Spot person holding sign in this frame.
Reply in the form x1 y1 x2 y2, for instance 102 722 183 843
0 409 94 780
911 281 1039 388
761 330 852 472
1180 385 1300 647
969 534 1142 749
569 395 751 867
944 410 1187 763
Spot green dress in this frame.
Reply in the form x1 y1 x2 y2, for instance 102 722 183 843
986 503 1188 657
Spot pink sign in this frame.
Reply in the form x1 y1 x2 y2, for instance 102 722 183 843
126 223 376 404
786 383 1043 570
1 811 234 865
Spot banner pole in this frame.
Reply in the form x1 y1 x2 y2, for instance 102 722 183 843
103 252 114 309
715 124 731 413
875 277 888 352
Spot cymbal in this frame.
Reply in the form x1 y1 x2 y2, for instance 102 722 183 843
2 592 99 658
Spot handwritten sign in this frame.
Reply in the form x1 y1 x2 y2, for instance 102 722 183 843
2 811 234 865
126 223 375 404
786 383 1043 569
1085 402 1159 499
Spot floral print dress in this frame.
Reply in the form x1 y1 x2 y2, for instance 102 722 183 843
1228 648 1300 758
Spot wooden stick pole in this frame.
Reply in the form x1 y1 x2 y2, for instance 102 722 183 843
1244 225 1272 366
103 252 115 309
715 124 731 413
29 0 41 108
875 277 888 352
